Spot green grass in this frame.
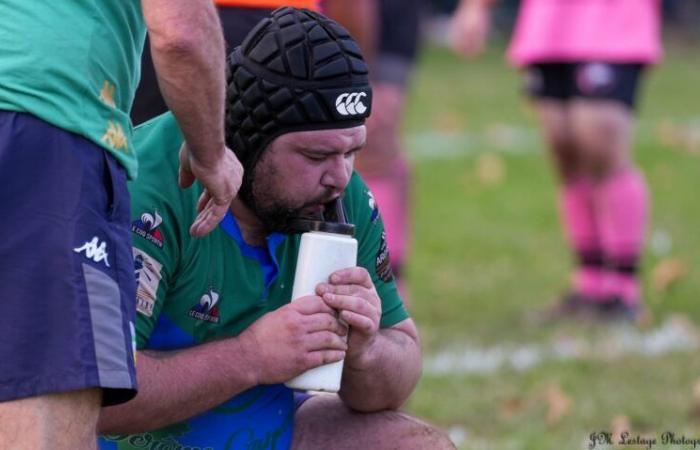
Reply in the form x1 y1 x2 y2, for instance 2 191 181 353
401 42 700 449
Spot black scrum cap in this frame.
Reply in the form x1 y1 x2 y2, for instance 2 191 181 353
225 7 372 173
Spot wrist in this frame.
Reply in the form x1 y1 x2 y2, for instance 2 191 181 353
344 336 379 371
230 330 261 387
187 142 228 169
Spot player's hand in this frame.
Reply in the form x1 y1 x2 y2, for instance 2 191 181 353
448 3 491 58
178 142 244 237
238 296 348 385
316 267 381 366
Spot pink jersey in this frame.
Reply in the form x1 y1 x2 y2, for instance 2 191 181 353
507 0 662 67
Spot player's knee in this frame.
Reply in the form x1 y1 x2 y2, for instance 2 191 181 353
0 390 101 449
548 138 581 180
387 413 456 450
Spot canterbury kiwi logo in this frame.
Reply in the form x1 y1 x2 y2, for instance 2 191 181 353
335 92 368 116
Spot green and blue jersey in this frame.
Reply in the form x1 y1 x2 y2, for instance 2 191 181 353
99 113 408 449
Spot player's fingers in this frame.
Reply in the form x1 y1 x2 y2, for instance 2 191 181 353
196 190 211 214
321 293 377 319
316 282 366 298
189 200 227 237
303 312 348 336
305 350 346 368
304 331 348 352
339 310 376 334
328 267 373 289
291 296 338 316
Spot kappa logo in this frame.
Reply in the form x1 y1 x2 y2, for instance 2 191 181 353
131 210 164 248
74 237 110 267
188 289 221 324
335 92 367 116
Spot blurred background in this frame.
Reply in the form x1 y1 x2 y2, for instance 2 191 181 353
388 1 700 448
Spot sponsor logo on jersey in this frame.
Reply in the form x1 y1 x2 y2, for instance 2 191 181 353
367 190 380 223
375 231 394 283
133 248 163 317
132 210 164 248
188 289 221 324
335 92 368 116
74 236 110 267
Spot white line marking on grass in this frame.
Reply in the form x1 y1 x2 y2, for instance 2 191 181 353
405 126 540 161
404 117 700 161
424 315 699 376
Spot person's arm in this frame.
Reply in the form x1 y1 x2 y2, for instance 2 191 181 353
449 0 498 58
98 296 347 434
317 268 422 412
141 0 243 237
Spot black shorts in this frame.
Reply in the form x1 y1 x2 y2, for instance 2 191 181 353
373 0 423 87
523 62 645 109
130 7 274 125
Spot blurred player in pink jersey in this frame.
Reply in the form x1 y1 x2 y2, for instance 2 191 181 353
450 0 662 322
329 0 423 302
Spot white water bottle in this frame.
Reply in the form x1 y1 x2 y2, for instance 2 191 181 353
284 221 357 392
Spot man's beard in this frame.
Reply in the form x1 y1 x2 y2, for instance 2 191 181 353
238 168 329 234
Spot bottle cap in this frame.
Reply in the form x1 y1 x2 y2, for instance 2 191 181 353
287 218 355 236
287 197 355 236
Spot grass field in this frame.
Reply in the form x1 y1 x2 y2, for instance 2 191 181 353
400 40 700 449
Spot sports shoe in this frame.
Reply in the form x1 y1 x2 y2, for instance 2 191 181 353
526 291 599 325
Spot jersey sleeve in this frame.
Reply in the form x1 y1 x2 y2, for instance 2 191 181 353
129 114 195 347
343 172 409 328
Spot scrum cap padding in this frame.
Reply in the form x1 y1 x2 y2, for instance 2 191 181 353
225 7 372 172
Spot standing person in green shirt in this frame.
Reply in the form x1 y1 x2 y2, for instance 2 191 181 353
98 8 454 450
0 1 243 448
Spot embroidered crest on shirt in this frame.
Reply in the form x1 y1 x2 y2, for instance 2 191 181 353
132 211 165 248
188 289 221 324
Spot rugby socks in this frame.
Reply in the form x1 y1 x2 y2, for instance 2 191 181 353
559 178 605 300
364 156 411 298
595 168 648 306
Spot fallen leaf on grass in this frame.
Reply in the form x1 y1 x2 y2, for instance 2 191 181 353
545 383 572 426
432 111 464 134
499 396 526 420
651 257 688 292
476 152 506 186
655 120 700 157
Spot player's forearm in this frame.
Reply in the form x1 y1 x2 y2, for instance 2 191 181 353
98 337 257 434
338 320 422 412
144 0 227 168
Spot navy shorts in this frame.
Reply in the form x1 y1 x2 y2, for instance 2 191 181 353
0 111 137 406
523 62 645 109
